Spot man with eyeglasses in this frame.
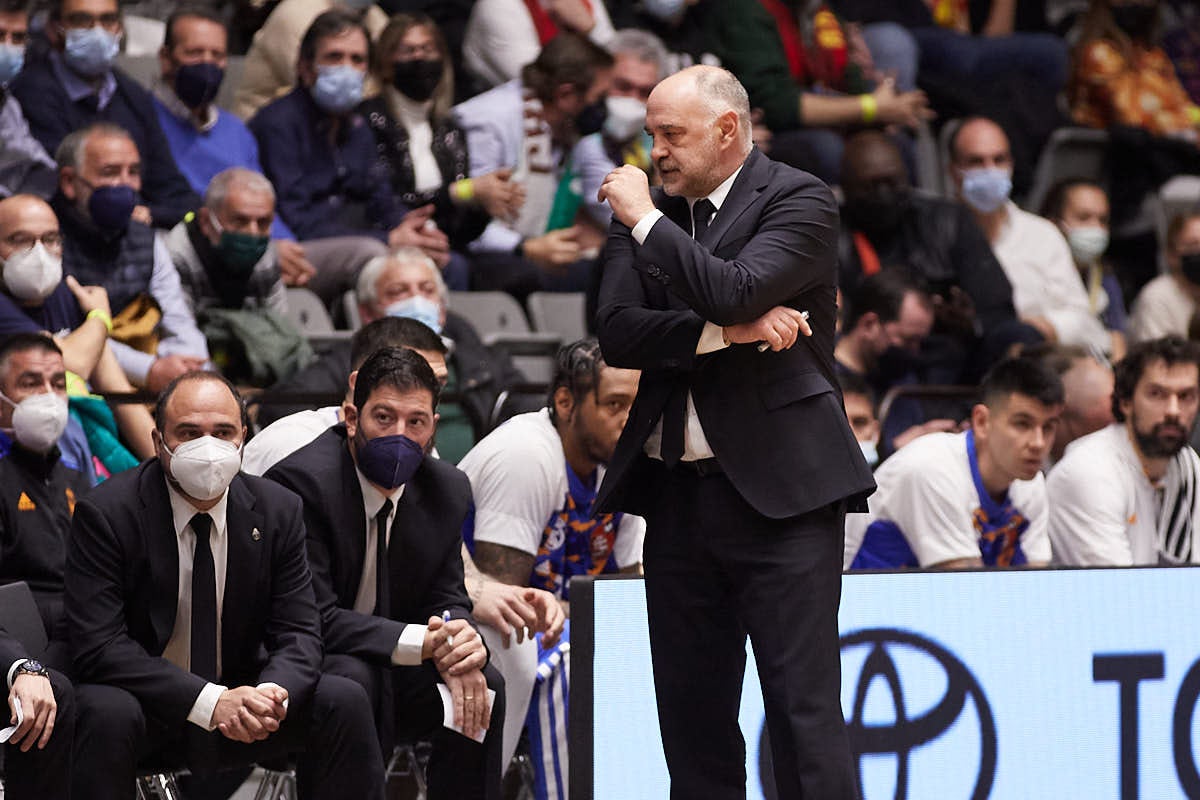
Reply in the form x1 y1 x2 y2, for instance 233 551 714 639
0 0 56 201
11 0 200 230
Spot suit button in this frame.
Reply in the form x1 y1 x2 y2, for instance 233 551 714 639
648 265 661 276
663 359 679 368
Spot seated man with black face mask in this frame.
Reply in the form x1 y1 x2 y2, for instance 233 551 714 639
165 167 284 316
265 346 506 800
838 130 1036 382
52 122 210 393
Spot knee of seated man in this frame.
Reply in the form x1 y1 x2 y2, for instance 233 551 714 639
75 683 146 739
312 672 374 721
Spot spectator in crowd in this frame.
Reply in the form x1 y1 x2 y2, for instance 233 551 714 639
12 0 201 229
152 7 318 289
233 0 388 120
1070 0 1200 141
1129 212 1200 342
165 167 285 315
249 9 449 304
52 123 210 392
1163 0 1200 106
0 0 57 200
243 314 449 475
1049 336 1200 565
265 347 505 799
574 28 667 230
0 334 93 651
1 621 74 800
67 371 387 800
361 13 525 291
838 371 880 468
0 193 156 461
837 130 1029 381
453 32 614 295
705 0 930 183
608 0 719 74
458 338 642 796
949 117 1110 353
463 0 616 91
844 356 1061 570
1033 343 1114 465
1041 178 1128 361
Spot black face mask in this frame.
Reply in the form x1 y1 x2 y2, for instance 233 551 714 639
173 61 224 109
1181 253 1200 285
843 184 911 240
392 58 442 102
1110 3 1157 40
575 97 608 136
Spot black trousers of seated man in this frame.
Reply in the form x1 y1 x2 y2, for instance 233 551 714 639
324 653 506 800
3 667 75 800
71 673 386 800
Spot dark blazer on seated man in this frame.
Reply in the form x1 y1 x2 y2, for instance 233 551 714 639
65 372 385 800
1 627 75 800
266 346 505 800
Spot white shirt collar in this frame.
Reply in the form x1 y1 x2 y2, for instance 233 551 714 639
385 86 434 130
165 476 230 539
152 78 220 133
688 163 744 214
354 463 407 520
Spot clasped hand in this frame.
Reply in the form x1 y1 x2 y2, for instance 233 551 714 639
213 685 288 743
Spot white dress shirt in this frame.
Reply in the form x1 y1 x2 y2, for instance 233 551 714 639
163 481 231 730
630 165 743 462
353 468 427 665
387 88 442 195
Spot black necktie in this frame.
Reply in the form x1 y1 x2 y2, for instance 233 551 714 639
190 513 218 682
662 200 717 466
374 499 394 617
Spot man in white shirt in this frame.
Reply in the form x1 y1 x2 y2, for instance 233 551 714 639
949 116 1109 353
66 371 385 800
845 356 1061 569
1049 336 1200 566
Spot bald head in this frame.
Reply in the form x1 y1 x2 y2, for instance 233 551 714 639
841 131 907 194
1054 356 1115 461
0 195 61 263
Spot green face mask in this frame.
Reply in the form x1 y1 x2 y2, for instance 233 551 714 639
215 230 270 276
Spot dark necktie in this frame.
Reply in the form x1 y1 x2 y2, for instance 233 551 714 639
662 199 717 466
190 513 218 682
374 499 394 617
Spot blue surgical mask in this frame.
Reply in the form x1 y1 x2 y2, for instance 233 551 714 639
0 43 25 85
310 64 364 115
641 0 687 21
385 295 443 334
960 167 1012 214
63 26 120 78
355 430 425 489
859 439 878 468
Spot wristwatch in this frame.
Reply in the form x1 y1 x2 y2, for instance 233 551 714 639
14 659 49 679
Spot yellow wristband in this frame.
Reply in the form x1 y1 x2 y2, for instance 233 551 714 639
453 178 476 202
87 308 113 333
860 93 878 125
1188 106 1200 126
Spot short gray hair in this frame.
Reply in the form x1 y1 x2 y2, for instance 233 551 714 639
55 122 135 171
690 66 752 147
609 28 670 81
355 246 447 307
205 167 276 212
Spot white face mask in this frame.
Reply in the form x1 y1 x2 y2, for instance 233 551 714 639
164 435 243 501
1065 226 1109 265
2 242 62 303
602 95 648 144
858 438 879 468
2 390 68 453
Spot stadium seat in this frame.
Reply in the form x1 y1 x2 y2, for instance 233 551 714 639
447 291 560 385
1022 127 1110 215
526 291 587 343
283 287 352 350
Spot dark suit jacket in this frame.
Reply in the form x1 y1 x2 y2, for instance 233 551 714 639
0 628 28 670
65 460 322 724
596 148 875 519
264 426 476 664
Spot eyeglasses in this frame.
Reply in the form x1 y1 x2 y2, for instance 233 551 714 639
62 12 121 31
5 232 64 252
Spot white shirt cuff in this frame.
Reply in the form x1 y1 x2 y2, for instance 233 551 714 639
255 681 290 713
187 681 227 731
630 209 664 245
6 659 28 690
392 624 428 666
696 321 729 355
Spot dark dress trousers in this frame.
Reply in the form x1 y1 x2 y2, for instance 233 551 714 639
64 460 385 800
0 629 75 800
596 147 876 799
265 425 505 800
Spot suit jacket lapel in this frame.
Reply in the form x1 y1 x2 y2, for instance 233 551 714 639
141 462 180 651
221 476 264 669
701 149 768 252
341 452 368 602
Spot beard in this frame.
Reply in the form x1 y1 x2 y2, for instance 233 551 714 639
1133 417 1192 459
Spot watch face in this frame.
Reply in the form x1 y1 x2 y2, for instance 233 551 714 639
19 660 45 673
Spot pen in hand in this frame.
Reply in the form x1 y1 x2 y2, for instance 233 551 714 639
758 310 809 352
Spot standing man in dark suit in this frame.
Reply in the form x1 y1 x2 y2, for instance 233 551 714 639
2 627 74 800
596 65 876 799
65 371 385 800
265 346 505 800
